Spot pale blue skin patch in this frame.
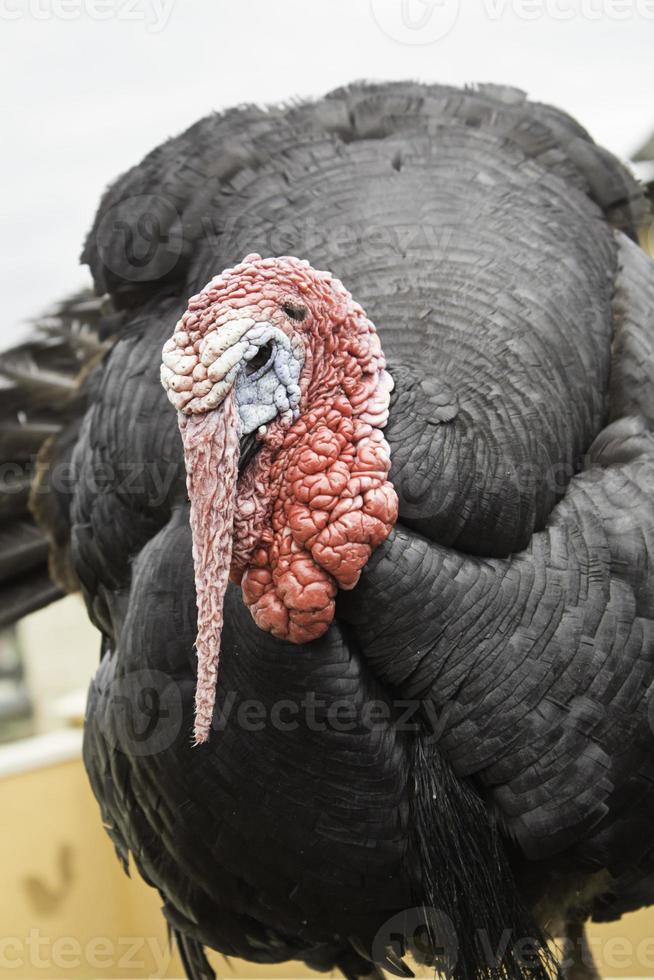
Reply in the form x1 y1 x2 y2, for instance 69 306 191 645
234 322 304 435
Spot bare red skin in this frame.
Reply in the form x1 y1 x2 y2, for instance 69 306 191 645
163 254 397 738
234 398 397 643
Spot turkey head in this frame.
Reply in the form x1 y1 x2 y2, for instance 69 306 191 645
161 254 398 743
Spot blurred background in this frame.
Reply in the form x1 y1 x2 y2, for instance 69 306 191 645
1 1 654 976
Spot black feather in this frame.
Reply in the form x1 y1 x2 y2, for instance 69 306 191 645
410 737 560 980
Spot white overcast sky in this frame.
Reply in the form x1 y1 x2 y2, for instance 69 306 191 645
2 0 653 347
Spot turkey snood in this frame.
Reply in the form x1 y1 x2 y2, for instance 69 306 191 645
162 254 397 743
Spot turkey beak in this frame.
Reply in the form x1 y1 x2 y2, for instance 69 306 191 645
238 429 261 474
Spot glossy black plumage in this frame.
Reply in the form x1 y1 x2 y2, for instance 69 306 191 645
2 82 654 978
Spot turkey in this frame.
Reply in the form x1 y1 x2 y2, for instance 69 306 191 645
2 81 654 980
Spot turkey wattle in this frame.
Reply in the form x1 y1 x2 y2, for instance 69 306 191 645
161 254 397 743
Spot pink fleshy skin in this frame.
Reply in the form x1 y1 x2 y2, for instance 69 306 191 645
179 392 240 744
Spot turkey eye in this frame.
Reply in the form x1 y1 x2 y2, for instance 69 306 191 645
245 341 274 376
282 302 307 322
